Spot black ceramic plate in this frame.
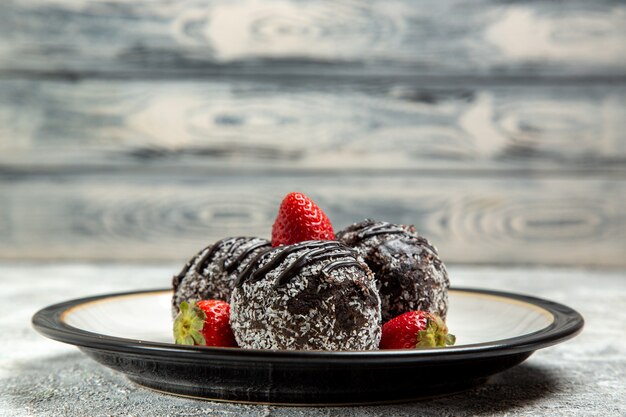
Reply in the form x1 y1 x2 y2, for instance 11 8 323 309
32 288 583 405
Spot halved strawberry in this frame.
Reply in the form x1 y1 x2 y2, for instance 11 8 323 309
271 192 335 247
173 300 237 347
379 311 455 349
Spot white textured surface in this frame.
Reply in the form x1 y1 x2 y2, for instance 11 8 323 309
1 263 625 416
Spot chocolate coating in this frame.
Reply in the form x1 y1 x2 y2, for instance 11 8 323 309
171 237 271 317
337 220 449 322
230 240 382 351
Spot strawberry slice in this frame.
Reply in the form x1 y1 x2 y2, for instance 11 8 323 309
173 300 237 347
379 311 456 349
271 192 335 247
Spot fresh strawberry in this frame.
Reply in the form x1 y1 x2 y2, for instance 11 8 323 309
271 192 335 247
379 311 455 349
173 300 237 347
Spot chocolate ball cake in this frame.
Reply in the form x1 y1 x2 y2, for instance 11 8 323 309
172 237 271 317
337 220 449 322
230 240 382 350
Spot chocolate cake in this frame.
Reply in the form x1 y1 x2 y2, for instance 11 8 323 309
171 237 271 317
337 220 449 322
229 240 382 350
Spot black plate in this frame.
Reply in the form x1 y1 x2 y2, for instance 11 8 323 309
32 288 583 405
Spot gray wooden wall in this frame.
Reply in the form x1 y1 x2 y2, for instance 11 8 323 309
1 0 625 267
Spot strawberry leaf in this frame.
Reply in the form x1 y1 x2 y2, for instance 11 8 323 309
416 314 455 348
173 301 207 345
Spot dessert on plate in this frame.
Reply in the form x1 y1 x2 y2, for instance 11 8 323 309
230 240 381 350
337 219 449 321
172 192 454 350
171 236 271 317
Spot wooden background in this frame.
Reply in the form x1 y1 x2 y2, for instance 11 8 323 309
0 0 625 267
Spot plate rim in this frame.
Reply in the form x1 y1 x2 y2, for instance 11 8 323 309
32 287 584 364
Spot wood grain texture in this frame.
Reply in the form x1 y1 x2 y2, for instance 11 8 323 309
1 0 625 78
1 1 625 268
1 79 625 174
0 174 623 266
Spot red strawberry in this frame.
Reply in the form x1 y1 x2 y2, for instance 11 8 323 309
173 300 237 347
379 311 455 349
271 192 335 247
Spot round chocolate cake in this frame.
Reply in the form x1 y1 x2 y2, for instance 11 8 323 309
172 237 271 317
230 240 382 350
337 220 449 322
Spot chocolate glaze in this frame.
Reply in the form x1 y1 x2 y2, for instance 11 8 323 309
193 236 270 276
172 236 272 316
344 220 438 255
223 240 272 273
173 237 271 289
194 237 236 275
321 259 364 276
357 222 407 239
274 248 360 288
235 240 367 288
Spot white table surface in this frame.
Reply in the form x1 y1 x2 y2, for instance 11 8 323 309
1 264 624 417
